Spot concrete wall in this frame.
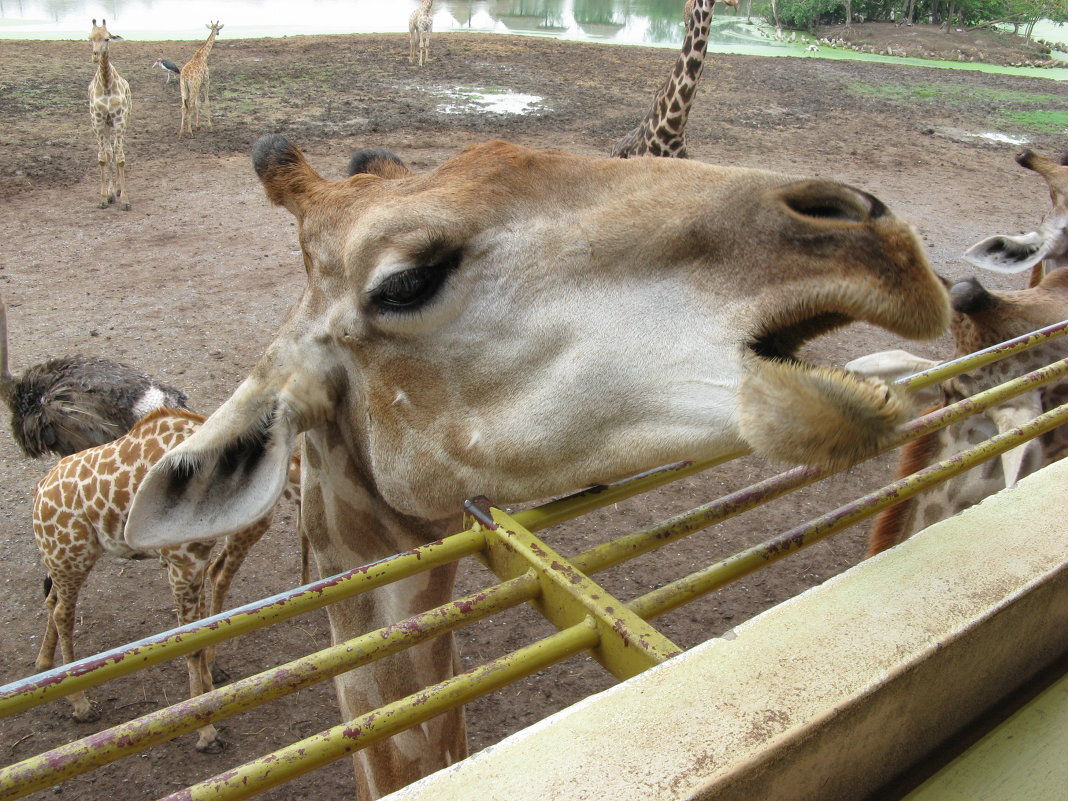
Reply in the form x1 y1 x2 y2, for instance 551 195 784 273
385 458 1068 801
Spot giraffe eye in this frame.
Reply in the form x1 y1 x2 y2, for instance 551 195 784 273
369 252 461 312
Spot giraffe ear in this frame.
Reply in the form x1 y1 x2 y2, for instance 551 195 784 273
125 390 298 549
126 340 337 549
844 349 942 408
964 232 1049 274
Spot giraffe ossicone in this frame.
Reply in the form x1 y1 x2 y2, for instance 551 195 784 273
125 135 948 797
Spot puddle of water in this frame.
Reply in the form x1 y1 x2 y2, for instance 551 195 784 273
435 88 544 115
973 131 1031 145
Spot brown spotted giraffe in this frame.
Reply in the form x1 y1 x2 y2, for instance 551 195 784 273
855 148 1068 555
857 270 1068 555
610 0 738 159
33 408 302 753
179 21 224 137
408 0 434 66
125 134 948 797
88 20 131 210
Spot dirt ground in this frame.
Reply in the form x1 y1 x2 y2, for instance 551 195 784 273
0 28 1065 801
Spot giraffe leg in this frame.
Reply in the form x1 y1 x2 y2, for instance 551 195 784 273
165 545 224 753
95 129 111 209
202 77 212 129
35 581 59 672
179 81 189 137
114 129 130 211
409 29 417 64
38 562 100 722
421 32 430 66
202 518 271 683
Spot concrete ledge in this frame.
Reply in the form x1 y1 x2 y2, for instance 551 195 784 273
385 459 1068 801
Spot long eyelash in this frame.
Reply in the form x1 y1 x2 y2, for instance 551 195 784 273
369 251 462 313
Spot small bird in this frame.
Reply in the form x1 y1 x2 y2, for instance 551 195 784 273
152 57 181 84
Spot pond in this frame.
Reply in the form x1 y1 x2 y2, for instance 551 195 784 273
2 0 1065 80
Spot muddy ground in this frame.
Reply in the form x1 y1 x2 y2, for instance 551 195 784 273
0 27 1065 801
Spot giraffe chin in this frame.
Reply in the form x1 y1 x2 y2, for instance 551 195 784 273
737 358 911 471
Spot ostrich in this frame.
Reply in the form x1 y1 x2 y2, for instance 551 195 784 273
152 57 182 85
0 295 190 458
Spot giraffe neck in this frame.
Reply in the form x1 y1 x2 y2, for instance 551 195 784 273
660 0 712 125
196 32 217 61
300 426 466 796
613 0 714 158
95 45 113 94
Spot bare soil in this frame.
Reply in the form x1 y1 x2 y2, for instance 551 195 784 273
819 20 1061 66
0 29 1064 800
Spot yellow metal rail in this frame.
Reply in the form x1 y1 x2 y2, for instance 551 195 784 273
1 320 1066 801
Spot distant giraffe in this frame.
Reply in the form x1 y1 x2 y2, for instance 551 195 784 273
179 21 224 137
87 19 131 210
33 408 302 752
409 0 434 66
611 0 738 159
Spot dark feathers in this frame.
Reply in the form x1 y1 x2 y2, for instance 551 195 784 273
8 355 190 458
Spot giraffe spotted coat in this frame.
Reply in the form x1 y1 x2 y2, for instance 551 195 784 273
88 20 131 210
33 407 300 752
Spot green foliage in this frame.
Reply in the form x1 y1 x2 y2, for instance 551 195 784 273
767 0 844 29
764 0 1067 29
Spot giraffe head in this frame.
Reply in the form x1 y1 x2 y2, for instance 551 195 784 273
207 21 224 37
89 19 122 63
125 137 948 549
965 148 1068 276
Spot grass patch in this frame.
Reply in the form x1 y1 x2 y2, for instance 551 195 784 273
847 80 1065 132
1003 109 1068 133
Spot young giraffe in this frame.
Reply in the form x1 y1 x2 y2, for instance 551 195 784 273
610 0 738 159
408 0 434 66
88 20 131 210
33 408 302 753
854 148 1068 555
859 270 1068 555
125 135 949 797
179 21 224 137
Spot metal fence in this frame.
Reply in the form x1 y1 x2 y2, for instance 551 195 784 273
3 320 1068 801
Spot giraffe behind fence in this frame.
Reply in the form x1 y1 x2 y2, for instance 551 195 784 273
125 134 949 797
849 148 1068 555
179 21 223 137
88 20 131 210
409 0 434 66
33 408 302 753
857 269 1068 556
